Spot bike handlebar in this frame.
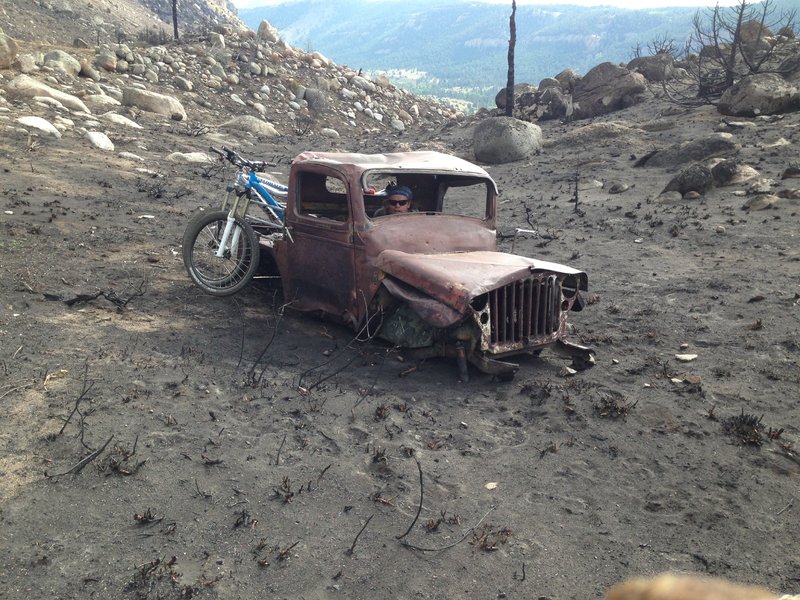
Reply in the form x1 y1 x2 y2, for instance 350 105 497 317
209 146 275 172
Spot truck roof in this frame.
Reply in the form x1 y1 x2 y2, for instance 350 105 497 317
292 150 494 181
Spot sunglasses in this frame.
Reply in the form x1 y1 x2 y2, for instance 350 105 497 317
388 199 409 206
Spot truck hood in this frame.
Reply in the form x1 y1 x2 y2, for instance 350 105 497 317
376 250 587 326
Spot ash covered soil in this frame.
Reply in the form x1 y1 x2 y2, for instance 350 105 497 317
1 89 800 599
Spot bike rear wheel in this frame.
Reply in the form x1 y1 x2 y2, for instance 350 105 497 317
182 210 260 296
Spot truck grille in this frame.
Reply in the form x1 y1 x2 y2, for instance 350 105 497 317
488 274 562 349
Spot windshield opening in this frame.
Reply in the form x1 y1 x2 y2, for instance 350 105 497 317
363 171 492 220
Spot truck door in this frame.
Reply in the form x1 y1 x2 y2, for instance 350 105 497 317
285 169 358 326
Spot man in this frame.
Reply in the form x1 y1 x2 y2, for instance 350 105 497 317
374 184 414 216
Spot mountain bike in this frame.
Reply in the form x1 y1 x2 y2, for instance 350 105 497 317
182 146 289 296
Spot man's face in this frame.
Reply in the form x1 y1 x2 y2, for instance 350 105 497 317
386 194 411 214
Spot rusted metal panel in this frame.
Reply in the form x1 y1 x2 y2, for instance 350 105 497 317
361 215 497 260
381 276 462 328
292 151 498 190
375 250 586 315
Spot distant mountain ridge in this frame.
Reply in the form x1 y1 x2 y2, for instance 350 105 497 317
239 0 699 109
238 0 795 110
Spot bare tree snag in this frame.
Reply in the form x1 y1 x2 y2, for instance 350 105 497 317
505 0 517 117
171 0 179 41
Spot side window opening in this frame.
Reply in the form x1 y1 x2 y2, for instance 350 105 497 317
296 172 350 223
440 179 490 220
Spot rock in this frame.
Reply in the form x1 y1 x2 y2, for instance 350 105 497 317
209 62 226 79
101 112 142 128
626 54 675 82
166 152 213 163
16 54 37 73
554 68 581 90
739 19 773 45
495 83 536 109
398 109 413 123
320 127 340 138
742 194 779 210
43 50 81 76
0 30 19 69
390 118 405 132
746 178 774 195
711 159 759 186
174 76 193 91
350 75 376 93
535 86 570 121
473 116 543 164
573 62 648 120
95 49 117 72
115 44 132 59
781 165 800 179
53 116 74 128
34 96 67 110
538 77 560 91
256 20 280 44
122 87 186 121
710 159 739 186
84 94 121 109
15 116 62 138
662 164 713 195
656 190 684 203
778 53 800 81
290 82 306 100
208 32 225 49
718 73 800 117
607 182 630 194
220 115 279 137
118 151 145 162
72 37 90 49
79 59 101 81
84 131 114 151
643 133 740 168
304 88 327 112
6 75 91 113
311 51 331 67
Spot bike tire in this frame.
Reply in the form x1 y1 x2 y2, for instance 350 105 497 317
182 210 260 296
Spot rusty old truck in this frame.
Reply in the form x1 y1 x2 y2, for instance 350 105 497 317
185 149 594 380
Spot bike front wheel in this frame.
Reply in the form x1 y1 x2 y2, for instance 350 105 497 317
182 210 260 296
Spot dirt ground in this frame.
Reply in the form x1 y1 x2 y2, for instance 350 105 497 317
1 87 799 600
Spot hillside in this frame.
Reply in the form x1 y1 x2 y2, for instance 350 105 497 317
2 1 800 599
240 0 699 109
240 0 798 109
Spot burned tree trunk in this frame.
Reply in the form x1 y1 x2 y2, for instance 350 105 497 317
505 0 516 117
171 0 179 41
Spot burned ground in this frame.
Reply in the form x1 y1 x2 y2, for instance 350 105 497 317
1 85 799 600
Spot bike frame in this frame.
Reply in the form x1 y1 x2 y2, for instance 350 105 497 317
215 167 289 258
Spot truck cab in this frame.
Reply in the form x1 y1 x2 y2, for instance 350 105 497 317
263 151 593 379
